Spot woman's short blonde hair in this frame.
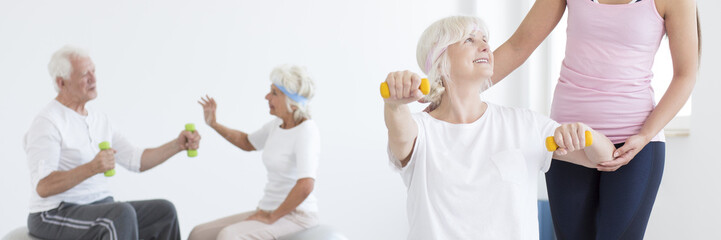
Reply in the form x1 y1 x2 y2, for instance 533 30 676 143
270 65 316 122
416 16 492 105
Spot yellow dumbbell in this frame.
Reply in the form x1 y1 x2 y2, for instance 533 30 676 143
380 78 430 98
545 131 593 152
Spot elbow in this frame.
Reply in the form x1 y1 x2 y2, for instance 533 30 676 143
593 155 613 166
237 135 255 152
35 172 61 198
304 184 314 196
300 188 313 198
388 133 410 146
139 160 150 172
37 190 49 198
238 141 256 152
587 149 615 166
36 185 51 198
602 151 615 162
297 178 315 197
301 184 314 197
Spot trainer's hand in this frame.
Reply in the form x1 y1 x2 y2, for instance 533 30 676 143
383 71 425 106
596 134 649 171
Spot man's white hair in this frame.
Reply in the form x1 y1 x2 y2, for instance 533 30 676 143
48 45 89 92
269 65 316 122
416 16 492 106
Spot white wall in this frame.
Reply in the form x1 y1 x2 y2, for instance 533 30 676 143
645 0 721 238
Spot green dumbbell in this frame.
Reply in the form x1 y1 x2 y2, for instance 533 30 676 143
98 141 115 177
185 123 198 157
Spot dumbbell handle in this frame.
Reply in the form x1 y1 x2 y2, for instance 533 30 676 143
545 131 593 152
98 141 115 177
185 123 198 157
380 78 430 98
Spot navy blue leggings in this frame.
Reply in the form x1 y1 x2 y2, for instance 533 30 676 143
546 141 665 240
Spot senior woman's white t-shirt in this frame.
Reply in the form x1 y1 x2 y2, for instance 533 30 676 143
390 102 559 240
249 118 320 213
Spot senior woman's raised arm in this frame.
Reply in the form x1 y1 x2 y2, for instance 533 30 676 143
198 95 256 151
384 71 426 168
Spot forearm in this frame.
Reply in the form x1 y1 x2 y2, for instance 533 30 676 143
36 163 96 198
139 140 182 172
637 75 695 140
491 42 531 84
583 130 615 164
269 178 314 221
640 0 699 139
210 122 254 151
384 103 417 161
553 124 615 167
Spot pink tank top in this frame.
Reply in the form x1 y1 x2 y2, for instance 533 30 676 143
550 0 666 143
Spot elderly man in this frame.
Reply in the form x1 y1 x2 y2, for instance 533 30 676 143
24 45 200 240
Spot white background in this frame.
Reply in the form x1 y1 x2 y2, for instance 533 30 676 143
1 0 718 239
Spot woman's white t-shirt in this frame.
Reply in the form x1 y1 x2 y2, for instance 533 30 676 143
390 102 560 240
249 118 320 213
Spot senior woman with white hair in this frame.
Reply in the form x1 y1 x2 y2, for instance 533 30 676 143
382 16 618 239
189 65 319 240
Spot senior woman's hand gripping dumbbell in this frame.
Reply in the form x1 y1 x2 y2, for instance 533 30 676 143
380 78 431 98
545 131 593 152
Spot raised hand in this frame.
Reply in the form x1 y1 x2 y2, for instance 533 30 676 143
198 95 218 126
